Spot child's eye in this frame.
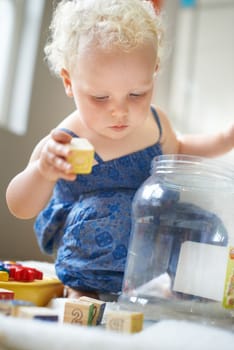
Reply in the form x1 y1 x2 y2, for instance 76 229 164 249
129 93 145 98
92 95 109 101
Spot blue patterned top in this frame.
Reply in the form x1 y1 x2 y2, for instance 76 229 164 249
34 107 163 293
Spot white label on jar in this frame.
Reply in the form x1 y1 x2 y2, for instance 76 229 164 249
173 241 228 301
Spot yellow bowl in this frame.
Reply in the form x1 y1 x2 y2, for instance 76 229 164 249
0 277 64 306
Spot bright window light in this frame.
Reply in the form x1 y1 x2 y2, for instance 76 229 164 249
0 0 45 135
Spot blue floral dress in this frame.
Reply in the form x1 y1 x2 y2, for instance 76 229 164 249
34 107 163 293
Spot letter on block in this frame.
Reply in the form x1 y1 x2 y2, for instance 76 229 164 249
67 138 94 174
63 300 94 325
79 296 106 325
106 310 144 333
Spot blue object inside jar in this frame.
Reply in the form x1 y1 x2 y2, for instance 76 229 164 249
129 186 228 299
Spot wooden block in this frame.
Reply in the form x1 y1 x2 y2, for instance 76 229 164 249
0 300 13 316
17 306 58 322
79 296 106 325
0 288 14 300
106 310 144 333
67 138 94 174
63 300 94 325
0 300 34 316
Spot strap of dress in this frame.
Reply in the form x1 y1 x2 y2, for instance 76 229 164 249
59 128 78 138
150 106 162 142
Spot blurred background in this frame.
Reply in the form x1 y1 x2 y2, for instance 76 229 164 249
0 0 233 261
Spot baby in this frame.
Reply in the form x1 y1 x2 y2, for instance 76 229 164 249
6 0 234 300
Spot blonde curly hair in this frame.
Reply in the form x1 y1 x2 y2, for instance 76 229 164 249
45 0 164 76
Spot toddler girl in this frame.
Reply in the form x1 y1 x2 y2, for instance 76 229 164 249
6 0 234 299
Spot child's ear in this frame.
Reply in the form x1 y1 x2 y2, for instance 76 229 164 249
155 58 160 73
60 68 73 97
153 58 160 78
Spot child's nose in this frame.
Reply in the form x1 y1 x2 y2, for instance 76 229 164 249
111 101 128 120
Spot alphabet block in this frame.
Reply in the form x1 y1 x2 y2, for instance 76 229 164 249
63 299 94 325
17 306 58 322
106 310 144 333
79 296 106 325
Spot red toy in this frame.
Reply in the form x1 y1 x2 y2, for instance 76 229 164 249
0 288 14 300
0 262 43 282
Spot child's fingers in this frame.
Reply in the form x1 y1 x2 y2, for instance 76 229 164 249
39 132 77 181
39 151 76 182
50 128 72 144
46 137 71 159
54 170 76 182
48 152 72 173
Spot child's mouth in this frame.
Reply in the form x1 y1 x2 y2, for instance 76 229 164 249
110 125 128 131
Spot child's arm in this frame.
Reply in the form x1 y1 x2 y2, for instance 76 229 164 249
158 108 234 157
6 130 75 219
177 124 234 157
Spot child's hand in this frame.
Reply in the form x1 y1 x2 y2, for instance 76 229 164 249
37 129 76 182
230 123 234 148
224 123 234 150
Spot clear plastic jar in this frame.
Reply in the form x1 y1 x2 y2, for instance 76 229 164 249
120 155 234 329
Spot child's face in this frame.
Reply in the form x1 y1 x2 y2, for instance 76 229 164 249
61 44 158 140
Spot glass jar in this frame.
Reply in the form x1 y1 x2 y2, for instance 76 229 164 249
120 155 234 329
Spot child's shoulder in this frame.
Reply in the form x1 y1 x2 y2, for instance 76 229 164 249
57 110 82 136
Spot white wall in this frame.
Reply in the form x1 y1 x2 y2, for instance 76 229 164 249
166 0 234 161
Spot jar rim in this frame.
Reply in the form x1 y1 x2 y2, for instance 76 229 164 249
151 154 234 180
